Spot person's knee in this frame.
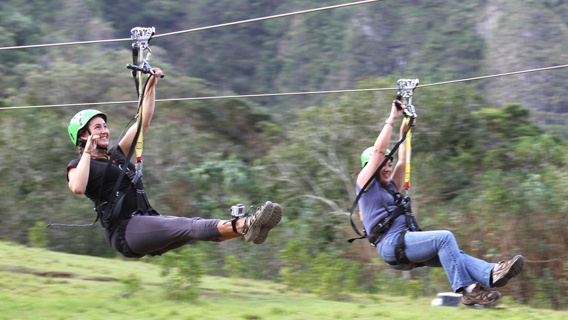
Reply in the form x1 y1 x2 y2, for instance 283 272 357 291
436 230 456 245
440 230 454 238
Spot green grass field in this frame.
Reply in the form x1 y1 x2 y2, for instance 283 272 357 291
0 241 566 320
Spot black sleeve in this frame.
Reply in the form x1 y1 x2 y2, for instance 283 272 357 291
66 157 81 181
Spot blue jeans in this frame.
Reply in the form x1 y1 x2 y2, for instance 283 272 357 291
379 230 496 292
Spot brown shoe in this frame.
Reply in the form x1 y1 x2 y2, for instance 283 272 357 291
492 255 524 288
253 202 282 244
461 284 501 306
241 201 275 243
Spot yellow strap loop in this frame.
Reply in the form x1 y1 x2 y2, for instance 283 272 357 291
404 116 412 195
135 67 144 169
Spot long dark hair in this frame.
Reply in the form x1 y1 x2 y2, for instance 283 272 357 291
351 168 362 179
75 128 88 155
75 127 109 160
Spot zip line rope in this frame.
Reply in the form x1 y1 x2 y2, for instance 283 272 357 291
0 0 565 111
0 0 382 51
2 63 568 111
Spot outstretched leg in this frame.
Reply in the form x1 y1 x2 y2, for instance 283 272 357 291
380 230 523 306
123 201 282 256
124 215 223 255
381 230 494 291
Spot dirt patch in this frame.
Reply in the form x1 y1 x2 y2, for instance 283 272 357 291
0 265 117 282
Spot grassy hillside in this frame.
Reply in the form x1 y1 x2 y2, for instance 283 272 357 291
0 241 567 320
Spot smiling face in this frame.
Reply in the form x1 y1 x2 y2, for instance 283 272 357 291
80 115 110 148
379 159 393 185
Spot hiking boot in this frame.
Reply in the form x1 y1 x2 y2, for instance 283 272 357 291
461 284 501 306
253 202 282 244
492 255 525 288
241 201 280 244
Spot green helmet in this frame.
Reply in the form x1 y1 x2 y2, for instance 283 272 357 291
68 109 107 146
360 147 391 168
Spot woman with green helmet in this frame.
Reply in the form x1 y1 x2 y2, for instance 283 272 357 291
354 100 523 306
66 67 282 258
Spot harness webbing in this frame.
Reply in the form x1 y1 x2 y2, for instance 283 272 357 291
382 184 421 233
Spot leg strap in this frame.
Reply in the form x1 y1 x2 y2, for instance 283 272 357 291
394 229 425 267
395 229 412 264
115 219 144 258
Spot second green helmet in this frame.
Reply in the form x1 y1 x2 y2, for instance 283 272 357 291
68 109 107 146
360 147 391 168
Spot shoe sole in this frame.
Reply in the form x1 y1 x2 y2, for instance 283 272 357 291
243 201 274 243
253 203 282 244
493 255 525 288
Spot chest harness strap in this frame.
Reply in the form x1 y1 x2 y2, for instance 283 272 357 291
382 185 423 267
99 158 158 232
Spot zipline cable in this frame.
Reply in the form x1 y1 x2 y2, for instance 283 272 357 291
417 63 568 88
0 0 382 51
2 63 568 111
154 0 382 39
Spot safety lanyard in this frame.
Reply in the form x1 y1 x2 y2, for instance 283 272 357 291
398 79 418 197
127 26 158 173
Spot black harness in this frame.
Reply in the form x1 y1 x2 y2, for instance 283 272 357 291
95 148 158 233
347 109 424 267
368 185 423 267
94 145 159 258
49 138 157 258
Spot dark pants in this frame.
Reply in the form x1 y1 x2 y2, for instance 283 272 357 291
112 215 222 256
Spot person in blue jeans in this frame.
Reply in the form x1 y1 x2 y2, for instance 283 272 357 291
355 100 524 305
